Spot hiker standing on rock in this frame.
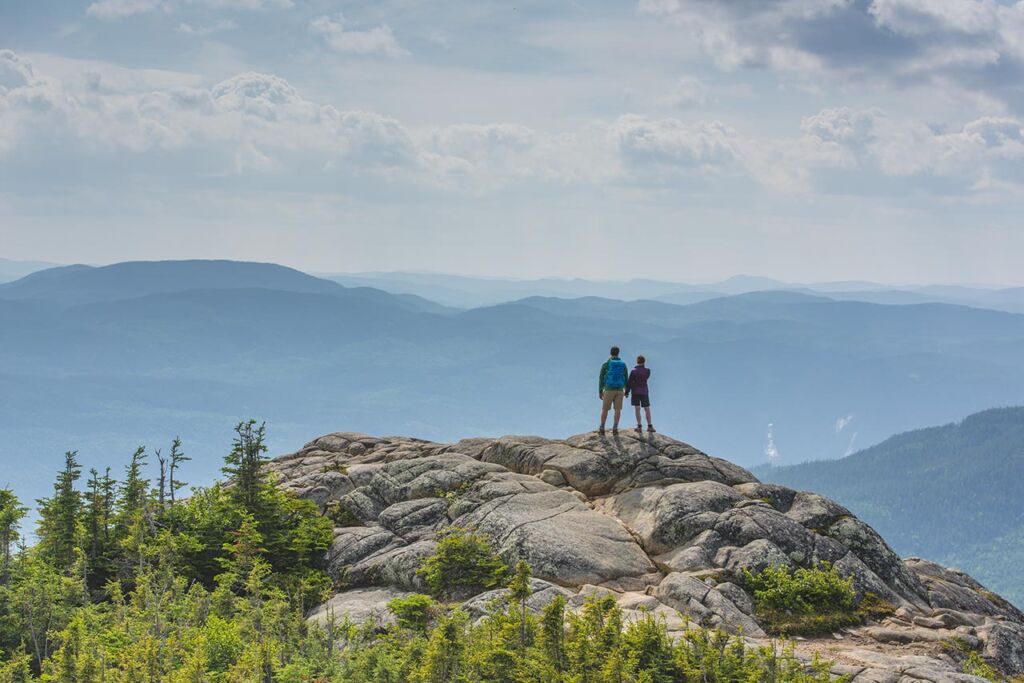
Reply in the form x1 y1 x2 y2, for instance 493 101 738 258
626 355 655 434
598 346 629 435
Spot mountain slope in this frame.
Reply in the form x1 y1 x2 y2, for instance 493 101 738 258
758 407 1024 606
0 259 450 313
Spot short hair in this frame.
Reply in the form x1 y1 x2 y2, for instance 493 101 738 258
637 355 646 364
610 346 620 356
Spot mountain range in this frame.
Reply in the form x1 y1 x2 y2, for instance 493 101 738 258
2 259 1024 566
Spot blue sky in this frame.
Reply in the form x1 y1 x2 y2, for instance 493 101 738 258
3 0 1024 283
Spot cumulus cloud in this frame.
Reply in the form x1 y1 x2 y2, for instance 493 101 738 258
611 115 742 174
640 0 1024 111
310 14 408 58
2 50 1024 199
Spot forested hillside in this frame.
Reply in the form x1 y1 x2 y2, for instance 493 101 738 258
759 407 1024 607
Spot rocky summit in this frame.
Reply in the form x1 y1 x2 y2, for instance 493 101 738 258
268 431 1024 681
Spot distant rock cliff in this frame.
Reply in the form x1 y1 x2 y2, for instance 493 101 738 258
269 431 1024 681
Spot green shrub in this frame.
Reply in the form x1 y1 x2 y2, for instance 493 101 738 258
962 651 999 681
416 527 509 598
743 562 867 635
388 593 438 632
324 500 363 527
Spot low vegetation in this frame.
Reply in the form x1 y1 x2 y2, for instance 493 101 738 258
415 526 509 598
743 562 893 635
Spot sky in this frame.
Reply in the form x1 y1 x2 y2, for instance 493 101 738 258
3 0 1024 284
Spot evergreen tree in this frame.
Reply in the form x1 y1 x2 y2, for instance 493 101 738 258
0 489 26 583
539 594 567 673
508 560 532 652
37 452 82 570
168 437 190 505
116 447 152 581
155 448 168 510
118 446 149 527
83 468 117 589
222 420 269 513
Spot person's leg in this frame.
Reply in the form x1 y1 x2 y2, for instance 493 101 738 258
644 406 653 427
612 391 623 432
634 405 642 429
599 391 611 432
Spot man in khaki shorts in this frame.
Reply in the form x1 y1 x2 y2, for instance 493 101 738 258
598 346 629 435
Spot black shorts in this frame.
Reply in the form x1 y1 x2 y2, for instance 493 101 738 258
630 394 650 407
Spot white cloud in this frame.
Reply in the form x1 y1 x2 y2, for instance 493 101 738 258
835 414 854 432
177 19 237 35
87 0 290 21
310 14 408 59
3 50 1024 201
659 76 709 108
869 0 998 37
639 0 1024 109
0 50 37 91
612 115 742 172
87 0 163 20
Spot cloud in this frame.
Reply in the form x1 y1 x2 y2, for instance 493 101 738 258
659 76 709 109
177 19 237 35
3 50 1024 200
835 414 854 432
611 115 742 173
764 422 779 462
844 431 859 456
310 14 408 59
0 50 37 90
87 0 163 20
640 0 1024 111
869 0 998 37
86 0 290 21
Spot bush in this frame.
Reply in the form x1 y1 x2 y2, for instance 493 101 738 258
962 651 999 681
388 593 438 632
416 527 509 598
743 563 871 635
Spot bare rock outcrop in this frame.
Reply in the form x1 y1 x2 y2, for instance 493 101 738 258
269 431 1024 680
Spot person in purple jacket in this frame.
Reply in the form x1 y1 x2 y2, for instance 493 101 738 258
625 355 655 434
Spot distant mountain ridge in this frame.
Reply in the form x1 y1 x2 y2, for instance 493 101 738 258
324 270 1024 312
0 259 449 313
758 407 1024 607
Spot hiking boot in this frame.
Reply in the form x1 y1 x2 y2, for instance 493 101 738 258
598 427 606 436
647 425 656 433
634 425 643 434
612 427 619 436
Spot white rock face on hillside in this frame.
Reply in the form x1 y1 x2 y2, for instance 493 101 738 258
268 431 1024 681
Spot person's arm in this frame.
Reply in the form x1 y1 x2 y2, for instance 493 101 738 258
625 368 634 396
599 361 608 396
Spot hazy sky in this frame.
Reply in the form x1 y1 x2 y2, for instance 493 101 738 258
3 0 1024 283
